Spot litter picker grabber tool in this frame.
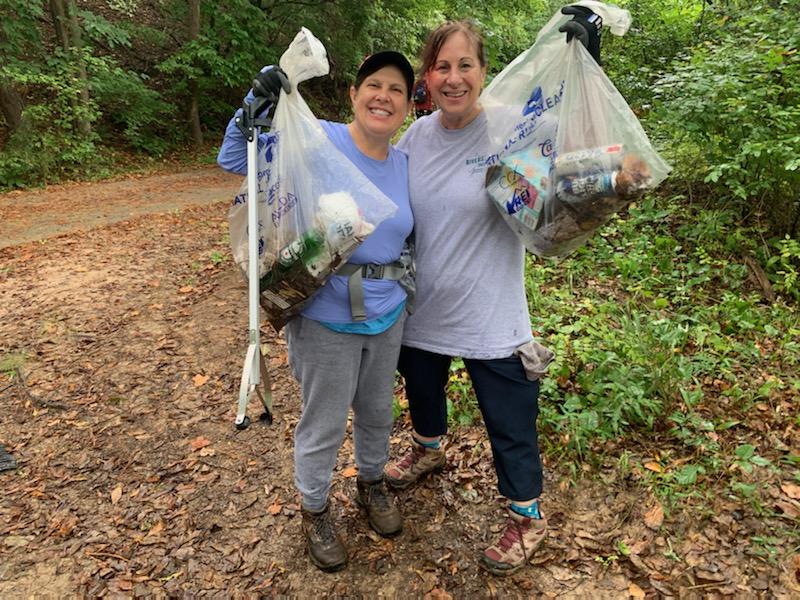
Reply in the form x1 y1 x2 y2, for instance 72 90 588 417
232 91 276 430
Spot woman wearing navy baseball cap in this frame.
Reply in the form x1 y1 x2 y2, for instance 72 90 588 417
218 49 415 572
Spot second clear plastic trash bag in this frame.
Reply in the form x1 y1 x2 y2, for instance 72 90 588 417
482 1 671 257
228 28 398 329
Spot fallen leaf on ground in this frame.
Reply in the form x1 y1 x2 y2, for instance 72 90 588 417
341 466 358 478
267 502 282 515
644 503 664 530
644 461 663 473
190 436 212 451
424 588 453 600
780 482 800 499
110 484 123 505
148 521 165 536
775 500 800 519
628 582 645 599
695 568 726 582
192 373 209 387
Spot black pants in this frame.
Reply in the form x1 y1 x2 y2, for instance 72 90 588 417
398 345 543 502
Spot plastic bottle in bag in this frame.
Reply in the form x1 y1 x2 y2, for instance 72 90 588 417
278 230 325 267
554 145 624 177
261 229 326 291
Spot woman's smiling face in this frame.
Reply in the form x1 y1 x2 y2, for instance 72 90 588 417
350 65 410 141
426 31 487 129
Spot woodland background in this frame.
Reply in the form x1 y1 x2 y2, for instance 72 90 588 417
0 0 798 243
0 0 798 596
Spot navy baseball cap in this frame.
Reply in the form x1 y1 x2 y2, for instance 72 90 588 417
355 51 415 99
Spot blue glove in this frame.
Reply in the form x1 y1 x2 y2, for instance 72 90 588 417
559 5 602 64
252 65 290 100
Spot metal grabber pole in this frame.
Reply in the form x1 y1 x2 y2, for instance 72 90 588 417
233 94 275 430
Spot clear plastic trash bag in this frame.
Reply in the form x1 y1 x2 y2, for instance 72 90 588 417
482 1 670 257
228 28 398 329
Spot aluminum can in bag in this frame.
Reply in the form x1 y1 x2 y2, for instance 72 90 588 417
555 171 617 204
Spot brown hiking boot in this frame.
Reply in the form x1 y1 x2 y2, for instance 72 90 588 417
301 504 347 572
356 477 403 537
480 508 547 576
384 439 446 490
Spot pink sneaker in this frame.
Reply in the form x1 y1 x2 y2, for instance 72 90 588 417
480 508 547 576
384 439 445 489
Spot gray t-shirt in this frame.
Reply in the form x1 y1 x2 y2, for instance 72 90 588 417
397 110 533 359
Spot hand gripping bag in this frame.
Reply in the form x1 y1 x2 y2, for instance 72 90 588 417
228 28 398 329
482 1 670 257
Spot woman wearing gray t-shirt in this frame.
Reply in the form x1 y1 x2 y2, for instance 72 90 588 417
385 10 602 576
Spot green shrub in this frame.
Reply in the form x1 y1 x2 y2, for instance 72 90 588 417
524 197 798 458
649 1 800 237
765 235 800 301
0 63 102 188
89 58 172 154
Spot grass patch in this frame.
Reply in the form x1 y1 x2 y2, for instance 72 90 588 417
0 352 27 376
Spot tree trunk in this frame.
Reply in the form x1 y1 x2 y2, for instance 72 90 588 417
0 82 24 134
50 0 69 52
49 0 91 136
188 0 203 146
66 0 91 136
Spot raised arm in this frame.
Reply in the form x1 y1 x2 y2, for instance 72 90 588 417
217 65 290 175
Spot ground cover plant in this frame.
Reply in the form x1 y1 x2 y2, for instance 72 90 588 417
439 194 799 571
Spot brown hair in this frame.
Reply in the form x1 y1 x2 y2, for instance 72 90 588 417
418 20 487 77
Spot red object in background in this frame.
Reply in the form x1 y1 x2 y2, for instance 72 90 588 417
412 79 433 118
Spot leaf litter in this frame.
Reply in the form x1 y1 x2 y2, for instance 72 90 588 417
0 174 797 597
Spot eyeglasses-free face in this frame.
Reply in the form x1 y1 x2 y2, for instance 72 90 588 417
426 31 487 130
350 65 410 142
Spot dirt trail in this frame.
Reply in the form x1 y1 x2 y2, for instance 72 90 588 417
0 167 242 248
0 169 796 597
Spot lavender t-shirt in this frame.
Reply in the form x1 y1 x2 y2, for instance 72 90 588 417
397 110 534 359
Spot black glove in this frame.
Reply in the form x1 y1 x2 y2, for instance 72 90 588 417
252 66 291 100
559 5 602 64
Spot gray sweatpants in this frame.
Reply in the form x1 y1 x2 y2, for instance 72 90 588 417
285 314 405 511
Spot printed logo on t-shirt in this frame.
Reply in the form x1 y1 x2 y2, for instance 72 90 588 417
465 152 500 175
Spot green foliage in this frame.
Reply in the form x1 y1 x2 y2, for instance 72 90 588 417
522 197 798 461
445 359 480 426
602 0 702 109
765 235 800 301
158 0 276 89
0 52 102 187
76 8 132 49
0 352 26 377
89 58 171 154
0 0 45 66
649 1 800 236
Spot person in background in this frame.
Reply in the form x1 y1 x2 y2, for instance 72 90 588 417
384 7 602 576
412 78 433 118
218 51 415 573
